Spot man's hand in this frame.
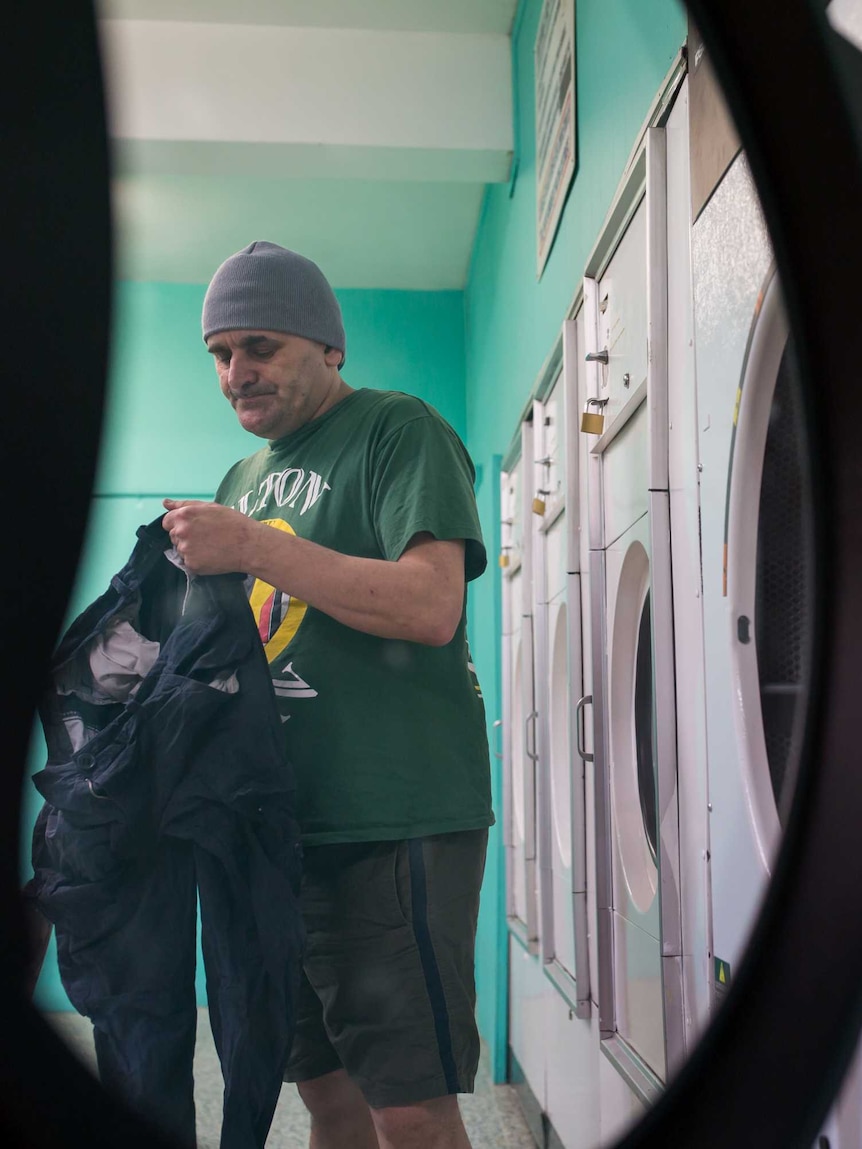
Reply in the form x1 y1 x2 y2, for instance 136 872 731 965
162 499 261 575
163 499 466 645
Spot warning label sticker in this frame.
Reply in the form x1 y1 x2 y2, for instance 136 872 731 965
714 957 732 1002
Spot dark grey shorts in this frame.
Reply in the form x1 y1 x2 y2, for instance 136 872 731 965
284 828 489 1109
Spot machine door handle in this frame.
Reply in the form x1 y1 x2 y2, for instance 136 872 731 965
585 349 609 364
492 718 503 761
525 711 539 762
575 695 594 763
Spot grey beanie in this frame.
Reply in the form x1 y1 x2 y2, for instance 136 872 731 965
202 241 346 362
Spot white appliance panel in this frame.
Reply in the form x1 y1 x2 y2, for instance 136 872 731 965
545 510 567 602
597 199 649 424
508 937 547 1110
691 152 774 972
544 987 601 1149
599 1047 647 1147
664 76 713 1042
502 558 520 639
575 306 601 1003
503 459 524 574
612 913 666 1080
601 400 649 548
540 378 565 521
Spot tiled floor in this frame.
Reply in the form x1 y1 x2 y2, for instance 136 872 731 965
47 1011 536 1148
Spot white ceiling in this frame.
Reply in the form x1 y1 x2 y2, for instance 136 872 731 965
100 1 518 288
99 0 519 35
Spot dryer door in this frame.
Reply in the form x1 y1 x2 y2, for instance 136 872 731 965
502 437 540 948
725 266 811 856
504 566 529 926
604 454 665 1081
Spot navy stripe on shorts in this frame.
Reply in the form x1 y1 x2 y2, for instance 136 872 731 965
407 837 461 1094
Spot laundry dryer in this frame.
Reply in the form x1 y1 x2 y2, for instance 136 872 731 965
692 147 860 1149
530 325 605 1149
501 426 547 1135
530 357 589 992
532 377 573 979
502 337 599 1148
501 448 534 937
581 123 685 1117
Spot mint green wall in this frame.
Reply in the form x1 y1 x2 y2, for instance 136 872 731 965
465 0 687 1081
95 283 466 497
25 283 467 1012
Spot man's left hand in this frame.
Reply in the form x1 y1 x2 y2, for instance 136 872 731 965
162 499 259 575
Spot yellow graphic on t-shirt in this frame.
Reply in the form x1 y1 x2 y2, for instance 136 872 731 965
248 519 308 663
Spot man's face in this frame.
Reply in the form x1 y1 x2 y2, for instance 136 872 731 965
206 330 342 440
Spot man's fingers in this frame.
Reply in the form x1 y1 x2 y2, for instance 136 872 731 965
163 498 208 533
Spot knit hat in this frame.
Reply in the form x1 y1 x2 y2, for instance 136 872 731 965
201 241 346 363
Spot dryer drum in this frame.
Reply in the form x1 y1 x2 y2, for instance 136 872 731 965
755 342 810 821
634 592 658 862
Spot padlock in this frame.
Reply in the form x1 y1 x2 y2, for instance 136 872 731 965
499 551 511 568
581 397 609 435
532 495 547 516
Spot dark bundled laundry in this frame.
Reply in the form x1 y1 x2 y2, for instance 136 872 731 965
25 517 304 1149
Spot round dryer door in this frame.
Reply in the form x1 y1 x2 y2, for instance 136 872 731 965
608 523 659 918
726 266 813 845
606 517 664 1076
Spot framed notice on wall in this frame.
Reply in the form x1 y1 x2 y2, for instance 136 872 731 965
535 0 576 276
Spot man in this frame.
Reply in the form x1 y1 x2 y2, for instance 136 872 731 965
162 241 493 1149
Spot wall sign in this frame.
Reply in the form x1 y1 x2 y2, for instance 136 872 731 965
535 0 577 276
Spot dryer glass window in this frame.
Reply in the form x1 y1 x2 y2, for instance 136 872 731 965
634 592 658 862
755 345 809 820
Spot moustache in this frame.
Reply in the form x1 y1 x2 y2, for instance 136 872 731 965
230 388 275 401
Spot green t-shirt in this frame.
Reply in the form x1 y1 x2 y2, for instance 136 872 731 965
215 388 494 844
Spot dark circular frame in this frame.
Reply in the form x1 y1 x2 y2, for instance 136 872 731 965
3 1 862 1146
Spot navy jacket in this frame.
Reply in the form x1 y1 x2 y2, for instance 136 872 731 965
28 518 304 1149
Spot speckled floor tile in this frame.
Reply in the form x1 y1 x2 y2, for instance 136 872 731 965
45 1010 536 1147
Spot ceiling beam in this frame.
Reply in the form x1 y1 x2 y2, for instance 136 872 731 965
101 20 513 184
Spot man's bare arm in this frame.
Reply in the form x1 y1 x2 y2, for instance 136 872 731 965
162 499 466 647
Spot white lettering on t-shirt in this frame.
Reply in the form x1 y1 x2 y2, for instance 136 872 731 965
237 489 255 515
251 471 279 514
231 466 333 517
274 468 303 507
290 471 332 514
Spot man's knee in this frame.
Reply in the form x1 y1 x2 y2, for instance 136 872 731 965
370 1095 469 1148
296 1068 367 1123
